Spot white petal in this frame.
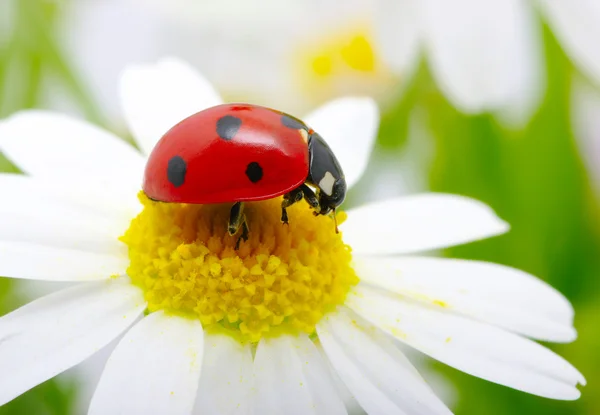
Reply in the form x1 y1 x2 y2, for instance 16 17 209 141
539 0 600 87
348 285 585 400
317 309 451 415
422 0 542 117
303 97 379 189
0 241 128 281
253 335 346 415
318 345 364 415
355 257 576 342
194 334 253 415
120 57 223 156
571 77 600 194
373 0 423 77
0 110 144 184
89 311 204 415
0 213 125 255
492 3 544 127
0 175 128 254
0 204 125 257
0 173 139 224
0 277 145 405
342 194 508 255
64 334 120 415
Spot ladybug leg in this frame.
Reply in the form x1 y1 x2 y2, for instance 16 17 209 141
228 202 244 235
281 188 304 225
300 184 320 213
235 220 249 250
229 202 250 248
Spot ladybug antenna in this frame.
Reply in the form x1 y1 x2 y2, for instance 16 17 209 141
333 208 339 234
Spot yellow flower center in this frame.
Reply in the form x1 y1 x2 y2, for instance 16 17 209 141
291 22 396 105
121 192 358 343
310 32 376 77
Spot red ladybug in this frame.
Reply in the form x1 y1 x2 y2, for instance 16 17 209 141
143 103 346 245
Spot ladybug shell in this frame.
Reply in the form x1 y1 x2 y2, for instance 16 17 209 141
143 103 310 204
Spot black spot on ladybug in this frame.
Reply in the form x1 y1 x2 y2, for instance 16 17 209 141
167 156 187 187
245 162 263 183
216 115 242 140
281 114 307 131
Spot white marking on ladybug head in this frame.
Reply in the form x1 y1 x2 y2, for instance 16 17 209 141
299 128 309 143
319 171 336 196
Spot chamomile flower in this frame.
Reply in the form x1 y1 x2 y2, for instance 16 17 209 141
62 0 396 121
60 0 600 128
375 0 600 126
0 58 584 413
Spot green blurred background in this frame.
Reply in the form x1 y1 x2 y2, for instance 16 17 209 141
1 0 598 414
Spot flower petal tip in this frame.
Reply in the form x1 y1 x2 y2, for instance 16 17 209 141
577 371 587 387
558 328 578 344
496 219 511 235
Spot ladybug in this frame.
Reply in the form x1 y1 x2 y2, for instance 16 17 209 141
143 103 346 246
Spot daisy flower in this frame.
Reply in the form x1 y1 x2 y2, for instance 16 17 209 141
59 0 600 128
0 58 584 413
61 0 396 122
375 0 600 125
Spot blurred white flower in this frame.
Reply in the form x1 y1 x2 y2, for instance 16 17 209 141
59 0 398 126
0 0 15 46
26 0 600 131
354 107 434 206
571 77 600 196
375 0 600 126
537 0 600 89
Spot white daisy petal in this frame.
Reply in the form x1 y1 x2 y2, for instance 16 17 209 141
303 97 379 189
0 277 145 405
572 77 600 194
194 334 253 415
492 3 544 127
0 110 144 184
342 194 509 255
0 173 139 223
348 285 585 400
539 0 600 87
0 193 125 255
90 311 204 415
120 57 223 156
355 256 576 342
422 0 541 115
317 308 451 415
253 335 346 415
0 175 128 251
0 214 125 255
373 0 422 78
319 348 365 415
0 241 127 281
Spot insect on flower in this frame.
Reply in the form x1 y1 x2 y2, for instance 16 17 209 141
0 58 584 414
143 103 347 246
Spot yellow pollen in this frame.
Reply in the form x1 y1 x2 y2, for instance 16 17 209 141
121 192 358 343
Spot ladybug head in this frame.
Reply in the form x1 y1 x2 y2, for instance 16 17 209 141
307 132 347 216
317 177 346 216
